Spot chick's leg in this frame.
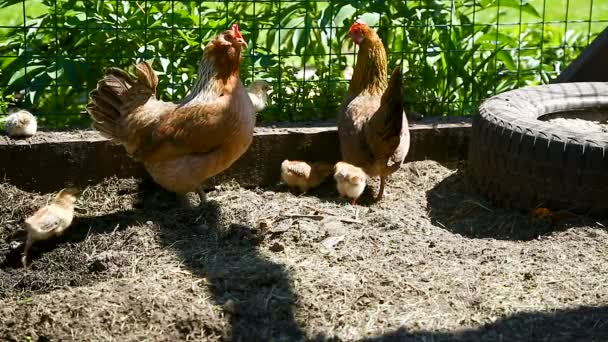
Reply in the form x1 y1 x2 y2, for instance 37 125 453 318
21 234 33 268
196 187 207 206
375 176 386 202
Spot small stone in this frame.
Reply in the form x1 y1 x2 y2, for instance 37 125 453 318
223 299 237 314
193 224 209 235
270 219 292 234
87 251 117 273
269 242 285 253
321 217 346 237
256 218 273 232
319 235 345 254
9 241 21 250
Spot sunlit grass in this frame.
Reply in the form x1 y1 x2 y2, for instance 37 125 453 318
0 0 47 34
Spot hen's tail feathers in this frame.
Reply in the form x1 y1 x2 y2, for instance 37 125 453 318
86 61 158 142
380 66 404 138
381 66 404 111
135 61 159 93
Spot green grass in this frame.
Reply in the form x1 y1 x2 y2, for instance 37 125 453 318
475 0 608 37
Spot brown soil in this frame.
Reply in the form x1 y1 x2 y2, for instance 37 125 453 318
0 129 103 145
0 161 606 341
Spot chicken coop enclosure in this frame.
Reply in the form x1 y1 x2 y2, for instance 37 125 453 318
0 0 606 127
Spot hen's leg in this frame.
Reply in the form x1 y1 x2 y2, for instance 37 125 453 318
374 176 386 202
21 234 33 268
196 187 207 206
176 193 193 208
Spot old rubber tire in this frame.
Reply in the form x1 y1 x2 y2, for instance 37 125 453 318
468 82 608 215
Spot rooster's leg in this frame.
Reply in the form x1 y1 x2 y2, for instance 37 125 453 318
374 176 386 202
196 187 207 206
21 234 32 268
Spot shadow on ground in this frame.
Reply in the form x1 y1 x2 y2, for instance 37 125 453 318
364 305 608 342
1 180 309 341
424 167 606 241
134 184 309 341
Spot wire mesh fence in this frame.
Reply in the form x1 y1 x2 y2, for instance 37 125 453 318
0 0 606 128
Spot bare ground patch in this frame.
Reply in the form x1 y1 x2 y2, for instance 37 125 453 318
0 161 607 341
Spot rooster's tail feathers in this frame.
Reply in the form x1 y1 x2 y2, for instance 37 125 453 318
87 61 157 142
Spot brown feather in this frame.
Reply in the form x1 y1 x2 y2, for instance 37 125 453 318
337 21 410 201
86 27 255 198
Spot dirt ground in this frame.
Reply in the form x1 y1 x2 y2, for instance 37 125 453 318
0 160 607 341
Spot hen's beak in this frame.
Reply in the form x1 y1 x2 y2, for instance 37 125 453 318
237 38 248 48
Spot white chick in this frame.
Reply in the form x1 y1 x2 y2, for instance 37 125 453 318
22 187 81 267
334 161 367 205
247 80 272 113
281 160 334 194
4 109 37 138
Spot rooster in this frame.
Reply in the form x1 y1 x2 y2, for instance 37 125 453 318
337 20 410 202
87 24 254 206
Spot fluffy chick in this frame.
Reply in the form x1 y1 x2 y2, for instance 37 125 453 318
22 187 80 267
247 80 272 113
281 160 334 194
4 109 37 138
334 161 367 205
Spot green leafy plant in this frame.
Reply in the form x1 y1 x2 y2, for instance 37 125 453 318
0 0 603 127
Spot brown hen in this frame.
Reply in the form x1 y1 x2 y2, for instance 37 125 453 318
337 20 410 202
87 24 254 206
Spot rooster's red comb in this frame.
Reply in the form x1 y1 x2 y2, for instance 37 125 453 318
349 19 367 33
232 23 243 39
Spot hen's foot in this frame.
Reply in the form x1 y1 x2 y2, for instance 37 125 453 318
176 193 196 208
374 176 387 202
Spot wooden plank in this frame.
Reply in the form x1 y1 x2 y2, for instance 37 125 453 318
0 118 472 192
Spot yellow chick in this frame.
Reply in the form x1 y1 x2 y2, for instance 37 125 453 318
280 160 334 194
22 187 81 267
246 80 272 113
4 109 37 138
334 161 367 205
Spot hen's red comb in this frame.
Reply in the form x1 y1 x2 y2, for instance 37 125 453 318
349 19 367 33
232 23 243 39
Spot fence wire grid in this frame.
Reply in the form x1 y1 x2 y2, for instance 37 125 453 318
0 0 606 127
